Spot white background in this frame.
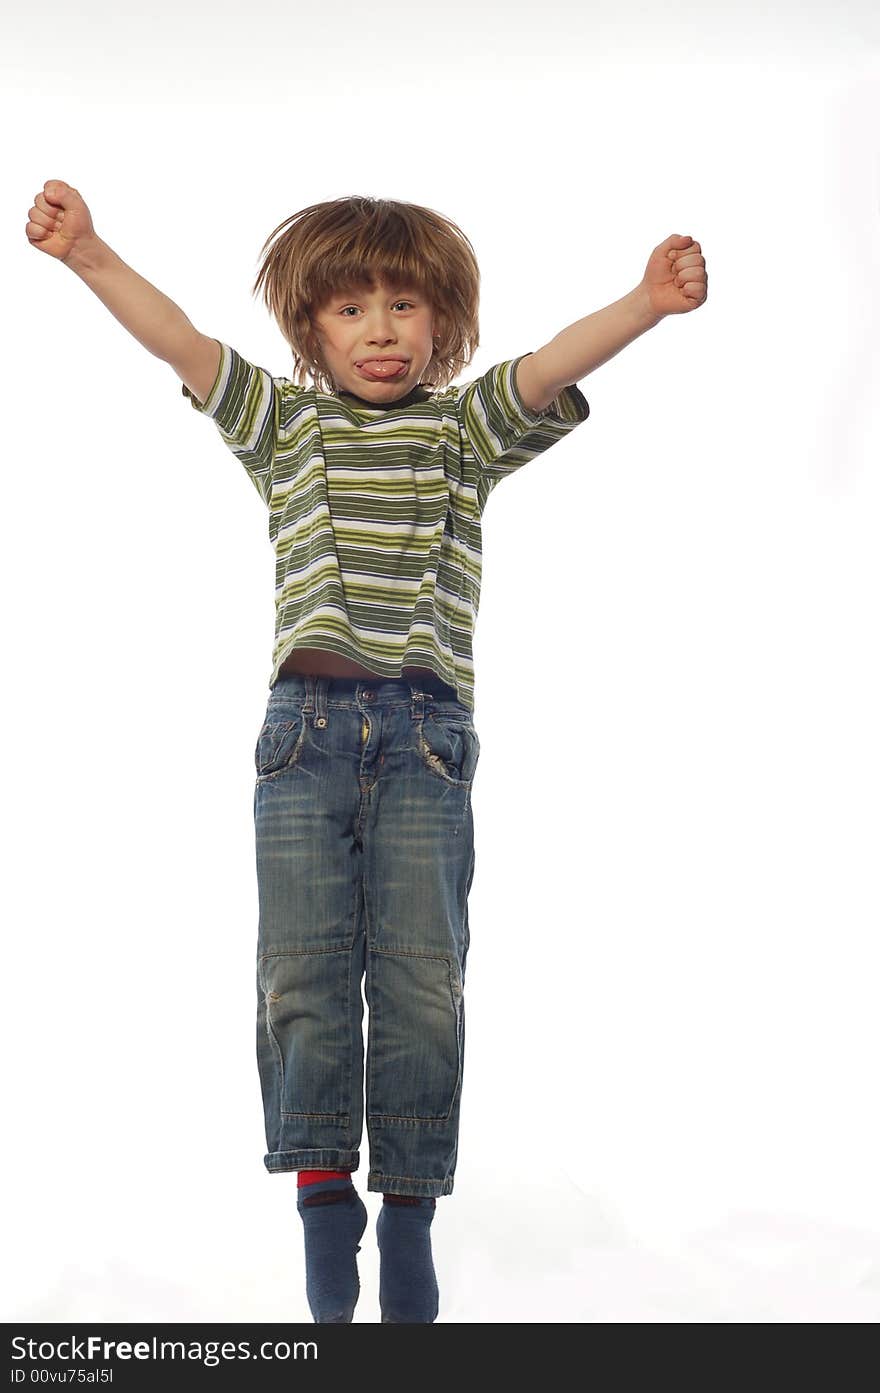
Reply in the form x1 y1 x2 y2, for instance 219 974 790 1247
3 0 880 1323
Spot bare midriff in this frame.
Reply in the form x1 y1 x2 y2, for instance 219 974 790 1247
278 647 439 682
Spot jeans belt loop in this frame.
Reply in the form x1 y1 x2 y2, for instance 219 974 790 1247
303 674 316 723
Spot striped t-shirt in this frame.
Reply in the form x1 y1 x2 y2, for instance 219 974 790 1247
182 342 589 711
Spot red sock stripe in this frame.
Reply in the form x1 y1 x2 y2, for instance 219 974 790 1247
297 1169 352 1188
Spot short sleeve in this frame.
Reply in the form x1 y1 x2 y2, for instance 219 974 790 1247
457 353 590 510
181 341 279 506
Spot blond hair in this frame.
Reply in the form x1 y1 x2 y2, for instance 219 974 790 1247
251 195 481 395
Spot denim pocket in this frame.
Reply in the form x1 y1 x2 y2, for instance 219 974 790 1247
254 716 306 780
418 712 480 786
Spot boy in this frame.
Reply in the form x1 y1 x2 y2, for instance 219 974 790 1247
27 180 706 1321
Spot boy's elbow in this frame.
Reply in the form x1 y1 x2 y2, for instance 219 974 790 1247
515 350 565 414
170 332 222 406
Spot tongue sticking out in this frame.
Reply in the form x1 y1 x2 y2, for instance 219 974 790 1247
359 359 407 379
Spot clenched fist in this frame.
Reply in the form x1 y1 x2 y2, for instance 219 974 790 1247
26 181 97 263
641 234 708 318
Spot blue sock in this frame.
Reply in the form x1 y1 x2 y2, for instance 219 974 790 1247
376 1194 439 1323
296 1178 368 1323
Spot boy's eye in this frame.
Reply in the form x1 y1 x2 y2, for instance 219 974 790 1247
339 300 414 316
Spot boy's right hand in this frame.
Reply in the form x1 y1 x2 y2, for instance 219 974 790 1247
26 181 97 263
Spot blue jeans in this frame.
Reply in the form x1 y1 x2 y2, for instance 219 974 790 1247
254 671 480 1198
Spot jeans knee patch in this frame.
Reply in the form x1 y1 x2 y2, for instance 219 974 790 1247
368 952 462 1121
260 951 352 1119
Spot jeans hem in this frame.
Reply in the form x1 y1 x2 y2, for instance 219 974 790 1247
367 1170 453 1198
264 1149 360 1174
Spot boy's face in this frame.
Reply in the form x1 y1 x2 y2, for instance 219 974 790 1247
313 278 437 401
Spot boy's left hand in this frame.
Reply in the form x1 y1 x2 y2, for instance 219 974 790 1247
641 234 708 318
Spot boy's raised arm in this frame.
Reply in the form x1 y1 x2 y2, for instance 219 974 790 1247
517 234 707 412
27 179 221 403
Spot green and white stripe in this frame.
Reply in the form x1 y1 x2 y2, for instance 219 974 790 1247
183 342 589 711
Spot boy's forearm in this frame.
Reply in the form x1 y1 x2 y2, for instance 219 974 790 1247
65 236 197 362
537 286 662 393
